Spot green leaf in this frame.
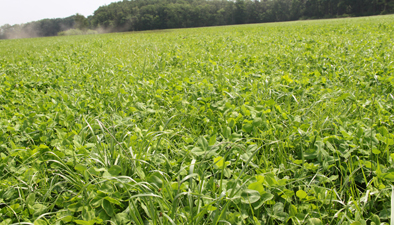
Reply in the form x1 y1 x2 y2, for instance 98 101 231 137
108 165 122 176
280 189 294 201
253 216 262 225
372 148 381 155
68 202 82 212
104 196 122 206
370 214 380 225
248 181 265 195
255 175 264 183
87 167 101 176
253 192 274 210
242 122 253 133
382 172 394 181
75 164 88 173
228 118 235 128
272 202 284 212
264 174 278 187
379 208 390 219
74 219 103 225
289 204 297 217
265 99 275 106
332 93 350 102
268 202 288 222
198 136 209 151
191 147 205 156
147 172 163 189
241 189 261 204
0 219 12 225
32 203 47 215
378 126 389 137
261 192 274 202
296 190 308 199
213 156 229 169
209 134 217 146
350 222 362 225
136 166 145 179
308 218 322 225
82 206 95 221
34 219 47 225
101 199 114 217
60 216 73 223
26 193 35 206
223 126 231 139
253 117 262 127
206 205 217 211
115 213 130 224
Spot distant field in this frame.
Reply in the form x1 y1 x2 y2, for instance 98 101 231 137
1 15 394 224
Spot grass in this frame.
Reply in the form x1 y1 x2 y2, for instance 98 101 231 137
0 14 394 224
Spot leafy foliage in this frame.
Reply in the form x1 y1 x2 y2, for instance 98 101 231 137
2 0 394 39
0 15 394 224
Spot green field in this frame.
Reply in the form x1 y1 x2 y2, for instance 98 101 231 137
1 15 394 224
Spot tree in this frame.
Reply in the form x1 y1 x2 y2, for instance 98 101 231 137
235 0 247 24
74 14 89 31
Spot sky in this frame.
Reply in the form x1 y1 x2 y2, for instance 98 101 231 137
0 0 120 26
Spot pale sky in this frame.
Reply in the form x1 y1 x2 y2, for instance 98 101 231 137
0 0 120 26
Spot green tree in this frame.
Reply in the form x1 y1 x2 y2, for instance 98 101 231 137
74 13 88 30
235 0 246 24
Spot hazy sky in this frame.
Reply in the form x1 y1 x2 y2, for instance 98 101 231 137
0 0 119 26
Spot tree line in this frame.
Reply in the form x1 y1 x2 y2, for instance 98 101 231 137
0 16 75 39
1 0 393 39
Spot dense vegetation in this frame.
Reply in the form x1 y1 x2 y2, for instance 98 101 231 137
1 0 394 39
90 0 394 32
0 16 76 39
1 15 394 224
